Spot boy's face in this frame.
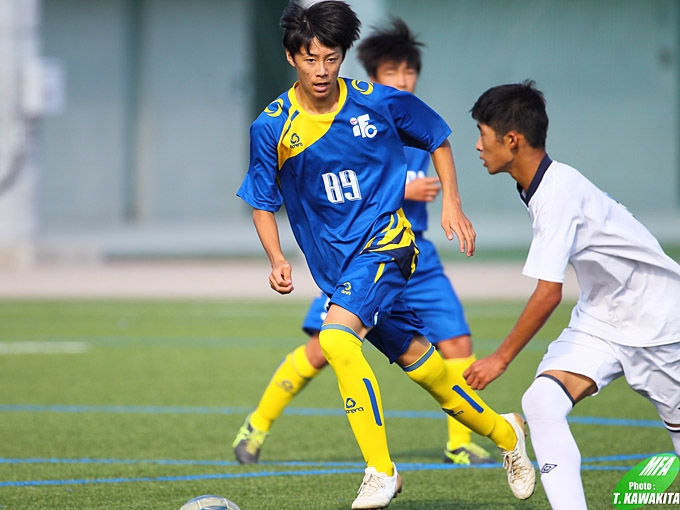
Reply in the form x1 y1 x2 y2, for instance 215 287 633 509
286 38 343 106
371 60 418 93
475 123 512 175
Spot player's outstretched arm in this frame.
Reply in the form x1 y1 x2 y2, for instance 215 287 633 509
252 209 294 295
431 140 476 256
464 279 562 390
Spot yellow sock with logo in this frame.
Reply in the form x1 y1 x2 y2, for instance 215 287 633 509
250 345 320 432
444 356 476 450
404 345 516 451
319 324 393 475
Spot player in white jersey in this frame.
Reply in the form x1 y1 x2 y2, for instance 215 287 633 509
465 80 680 510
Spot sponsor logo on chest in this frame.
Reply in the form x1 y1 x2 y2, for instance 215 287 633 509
350 114 377 139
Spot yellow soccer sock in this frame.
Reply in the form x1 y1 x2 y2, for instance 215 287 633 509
250 345 321 432
319 324 393 475
404 345 516 451
444 356 476 449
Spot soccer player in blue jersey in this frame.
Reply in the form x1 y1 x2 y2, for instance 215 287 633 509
234 17 494 469
237 2 534 507
466 80 680 509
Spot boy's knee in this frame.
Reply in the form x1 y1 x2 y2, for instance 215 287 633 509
319 327 362 364
305 335 328 368
522 375 573 421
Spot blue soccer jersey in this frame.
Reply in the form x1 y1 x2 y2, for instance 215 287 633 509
402 146 431 233
237 78 451 295
302 145 470 343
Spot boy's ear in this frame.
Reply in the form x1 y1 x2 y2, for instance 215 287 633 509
285 50 296 68
506 131 521 149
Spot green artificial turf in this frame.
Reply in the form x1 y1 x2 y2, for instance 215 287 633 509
0 299 676 509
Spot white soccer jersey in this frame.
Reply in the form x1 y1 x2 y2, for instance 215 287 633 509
520 156 680 347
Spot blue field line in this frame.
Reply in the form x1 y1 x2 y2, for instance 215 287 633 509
0 404 255 416
0 463 462 488
0 404 664 428
582 452 660 463
0 468 362 487
568 416 663 428
1 454 659 469
0 458 363 468
0 454 662 488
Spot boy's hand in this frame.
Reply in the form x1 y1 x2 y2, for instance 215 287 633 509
442 204 476 256
269 260 294 294
405 177 441 202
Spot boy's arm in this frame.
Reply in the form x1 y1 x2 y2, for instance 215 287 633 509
463 279 563 389
252 209 294 295
431 139 476 256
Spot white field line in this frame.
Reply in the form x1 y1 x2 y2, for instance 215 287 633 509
0 341 88 355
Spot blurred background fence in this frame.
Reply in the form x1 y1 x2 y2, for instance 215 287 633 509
1 0 678 265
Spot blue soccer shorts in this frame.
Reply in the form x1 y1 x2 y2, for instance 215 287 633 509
327 249 430 363
302 233 470 346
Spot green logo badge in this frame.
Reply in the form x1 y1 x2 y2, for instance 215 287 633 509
612 453 679 509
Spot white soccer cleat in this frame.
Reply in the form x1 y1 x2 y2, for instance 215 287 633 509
351 462 402 509
500 412 536 500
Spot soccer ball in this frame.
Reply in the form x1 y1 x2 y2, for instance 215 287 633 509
179 494 241 510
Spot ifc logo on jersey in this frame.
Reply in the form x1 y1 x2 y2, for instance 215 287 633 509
179 494 242 510
350 114 377 139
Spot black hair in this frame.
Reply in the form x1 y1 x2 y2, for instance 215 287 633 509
470 80 549 149
356 17 423 77
280 1 361 58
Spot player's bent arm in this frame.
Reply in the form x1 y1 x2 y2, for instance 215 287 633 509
464 279 562 390
431 140 476 256
252 209 294 294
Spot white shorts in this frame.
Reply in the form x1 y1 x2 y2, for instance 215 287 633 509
536 327 680 424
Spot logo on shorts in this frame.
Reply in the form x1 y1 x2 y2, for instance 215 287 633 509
612 453 679 508
541 463 557 474
341 282 352 295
